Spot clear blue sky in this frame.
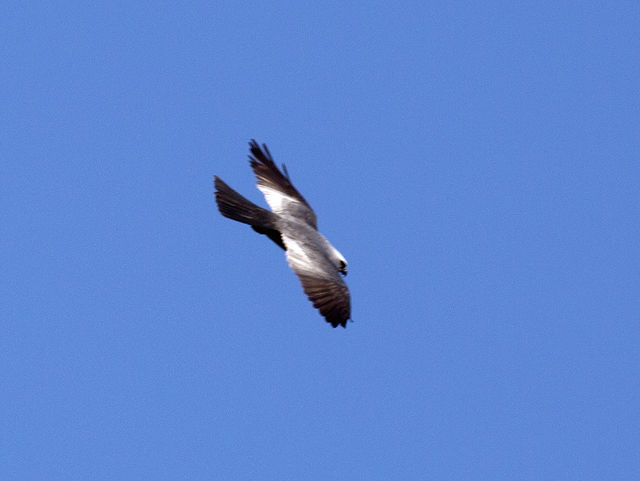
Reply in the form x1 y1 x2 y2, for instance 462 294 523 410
2 2 639 479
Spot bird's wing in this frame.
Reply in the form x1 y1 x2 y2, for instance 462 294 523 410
249 140 318 229
281 233 351 328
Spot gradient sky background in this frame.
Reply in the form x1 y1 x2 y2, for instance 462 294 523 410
2 2 639 480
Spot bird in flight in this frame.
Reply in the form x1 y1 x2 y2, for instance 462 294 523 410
214 140 351 328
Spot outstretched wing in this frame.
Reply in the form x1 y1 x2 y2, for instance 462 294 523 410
281 232 351 328
249 140 318 229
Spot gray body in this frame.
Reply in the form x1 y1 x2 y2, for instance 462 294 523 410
214 140 351 328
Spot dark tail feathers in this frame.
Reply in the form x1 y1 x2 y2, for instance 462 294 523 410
214 176 285 250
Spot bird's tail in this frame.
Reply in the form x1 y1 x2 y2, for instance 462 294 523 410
214 176 277 229
214 176 286 250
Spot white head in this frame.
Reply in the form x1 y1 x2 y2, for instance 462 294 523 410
329 246 348 276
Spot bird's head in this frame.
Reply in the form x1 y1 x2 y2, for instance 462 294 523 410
338 259 347 276
330 248 348 276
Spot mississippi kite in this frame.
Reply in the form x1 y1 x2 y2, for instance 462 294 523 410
214 140 351 328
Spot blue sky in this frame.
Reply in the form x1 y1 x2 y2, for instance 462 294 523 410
2 2 639 479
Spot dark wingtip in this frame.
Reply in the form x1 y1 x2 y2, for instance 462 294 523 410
262 142 272 160
248 139 274 165
329 317 350 328
281 163 290 180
